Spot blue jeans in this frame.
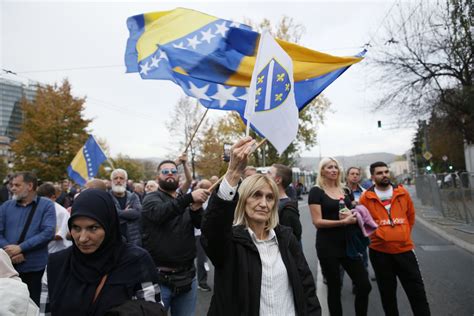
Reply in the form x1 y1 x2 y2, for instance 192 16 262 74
160 278 197 316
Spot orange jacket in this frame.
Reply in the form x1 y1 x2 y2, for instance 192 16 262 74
359 184 415 254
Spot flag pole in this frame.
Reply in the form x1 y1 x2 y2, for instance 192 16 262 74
184 104 209 153
208 138 267 192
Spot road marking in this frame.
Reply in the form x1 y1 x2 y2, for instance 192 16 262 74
419 245 457 251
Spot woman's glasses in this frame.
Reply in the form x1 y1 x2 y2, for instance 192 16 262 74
161 168 178 175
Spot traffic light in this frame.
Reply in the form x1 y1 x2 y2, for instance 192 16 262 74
426 165 432 172
377 120 382 129
448 165 453 170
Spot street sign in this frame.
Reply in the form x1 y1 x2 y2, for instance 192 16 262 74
423 151 433 160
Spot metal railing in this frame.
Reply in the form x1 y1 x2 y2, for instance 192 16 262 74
415 172 474 224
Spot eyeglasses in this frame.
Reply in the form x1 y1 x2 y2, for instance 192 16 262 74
161 168 178 175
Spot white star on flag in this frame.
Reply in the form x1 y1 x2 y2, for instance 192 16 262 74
211 85 238 107
159 50 168 61
200 28 216 44
150 56 160 68
173 42 185 49
140 62 151 75
215 22 229 37
187 35 201 50
229 21 241 28
189 82 212 101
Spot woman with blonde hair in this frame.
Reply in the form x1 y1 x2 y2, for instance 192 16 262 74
308 157 371 316
201 137 321 316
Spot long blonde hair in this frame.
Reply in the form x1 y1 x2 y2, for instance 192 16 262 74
315 157 345 195
233 174 279 231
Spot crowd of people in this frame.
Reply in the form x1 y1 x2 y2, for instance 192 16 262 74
0 137 431 316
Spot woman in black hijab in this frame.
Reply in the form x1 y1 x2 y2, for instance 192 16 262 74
44 189 163 315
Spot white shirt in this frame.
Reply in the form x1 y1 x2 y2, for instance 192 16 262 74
218 178 296 316
374 186 393 213
48 202 72 254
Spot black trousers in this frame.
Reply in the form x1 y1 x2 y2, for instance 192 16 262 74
319 256 372 316
369 249 431 316
19 269 45 306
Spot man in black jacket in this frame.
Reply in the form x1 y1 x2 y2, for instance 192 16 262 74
141 158 210 316
267 164 302 242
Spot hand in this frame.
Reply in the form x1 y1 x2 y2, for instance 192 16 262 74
11 253 25 264
190 202 203 212
225 137 256 184
342 213 357 226
176 152 188 165
338 210 352 220
191 189 210 204
4 244 22 257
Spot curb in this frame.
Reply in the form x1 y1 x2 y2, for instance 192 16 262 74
416 215 474 255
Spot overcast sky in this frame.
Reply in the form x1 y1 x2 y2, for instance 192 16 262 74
1 0 416 159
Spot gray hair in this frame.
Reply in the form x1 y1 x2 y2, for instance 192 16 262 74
110 168 128 180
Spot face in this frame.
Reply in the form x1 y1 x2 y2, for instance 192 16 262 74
62 180 69 191
244 168 257 179
347 168 361 184
245 183 275 225
70 216 106 254
157 163 179 191
11 176 32 202
322 161 339 181
145 181 158 193
372 166 391 187
266 167 280 185
111 171 127 193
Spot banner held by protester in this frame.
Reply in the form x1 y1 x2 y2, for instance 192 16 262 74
244 31 298 154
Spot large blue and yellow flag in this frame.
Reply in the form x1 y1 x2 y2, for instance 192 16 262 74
67 135 108 186
125 8 364 118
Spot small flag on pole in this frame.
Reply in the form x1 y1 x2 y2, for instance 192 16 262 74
244 32 298 154
67 135 108 186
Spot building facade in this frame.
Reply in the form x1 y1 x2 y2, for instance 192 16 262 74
0 77 38 163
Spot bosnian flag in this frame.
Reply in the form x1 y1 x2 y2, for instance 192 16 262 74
244 32 298 155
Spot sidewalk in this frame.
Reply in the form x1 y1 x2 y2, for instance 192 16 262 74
408 186 474 254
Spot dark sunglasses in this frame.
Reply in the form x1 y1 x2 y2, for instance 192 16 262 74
161 168 178 175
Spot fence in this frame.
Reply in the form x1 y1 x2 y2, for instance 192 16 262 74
415 172 474 224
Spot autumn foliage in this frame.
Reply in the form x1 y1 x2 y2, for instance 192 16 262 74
11 80 90 181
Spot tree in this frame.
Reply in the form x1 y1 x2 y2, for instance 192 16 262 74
209 16 330 166
11 80 90 181
411 113 465 174
166 96 209 178
371 0 473 142
0 160 8 183
195 125 228 178
111 154 145 181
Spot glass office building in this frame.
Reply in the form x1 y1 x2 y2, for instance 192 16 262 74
0 77 37 141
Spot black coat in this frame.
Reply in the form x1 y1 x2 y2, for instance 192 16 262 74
141 189 201 267
201 193 321 316
279 199 302 241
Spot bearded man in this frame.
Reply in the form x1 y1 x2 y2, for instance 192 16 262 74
109 168 142 246
141 156 209 316
360 161 430 316
0 171 55 305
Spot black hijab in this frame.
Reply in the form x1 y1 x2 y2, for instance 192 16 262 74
67 189 125 283
47 189 158 316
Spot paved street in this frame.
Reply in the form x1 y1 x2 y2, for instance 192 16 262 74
196 195 474 316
